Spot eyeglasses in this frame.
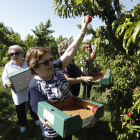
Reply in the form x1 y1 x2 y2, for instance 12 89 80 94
10 52 22 56
38 57 54 66
85 46 91 49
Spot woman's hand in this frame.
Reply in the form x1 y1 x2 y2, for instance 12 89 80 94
80 16 90 36
85 118 99 128
61 15 90 70
82 76 94 84
6 82 14 89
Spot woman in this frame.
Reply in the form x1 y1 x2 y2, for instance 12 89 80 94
81 42 98 99
26 16 95 140
58 41 94 96
2 45 39 133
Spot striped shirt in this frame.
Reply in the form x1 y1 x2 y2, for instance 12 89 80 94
2 59 28 105
28 58 72 138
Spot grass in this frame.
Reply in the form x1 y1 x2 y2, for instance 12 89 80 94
0 67 117 140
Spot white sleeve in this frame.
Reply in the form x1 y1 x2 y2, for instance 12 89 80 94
2 66 9 88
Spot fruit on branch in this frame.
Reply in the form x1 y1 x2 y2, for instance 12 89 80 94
84 15 92 23
127 112 132 117
133 88 136 91
126 66 130 69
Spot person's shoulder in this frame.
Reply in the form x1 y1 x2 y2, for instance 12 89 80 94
63 63 72 73
66 63 73 69
53 58 62 69
29 78 37 89
4 60 13 68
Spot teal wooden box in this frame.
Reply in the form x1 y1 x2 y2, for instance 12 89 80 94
7 68 34 93
83 69 110 85
38 96 104 138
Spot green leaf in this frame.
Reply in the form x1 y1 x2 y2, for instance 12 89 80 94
115 19 132 39
137 103 140 114
64 0 68 5
59 0 62 5
137 132 139 137
132 21 140 46
115 24 125 39
75 0 82 6
121 0 123 5
137 48 140 56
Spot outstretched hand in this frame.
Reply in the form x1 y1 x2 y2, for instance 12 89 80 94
82 76 94 84
80 15 92 35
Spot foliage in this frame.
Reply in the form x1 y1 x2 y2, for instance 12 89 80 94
53 0 122 25
54 1 140 139
0 19 75 61
74 46 102 73
115 3 140 55
92 3 140 140
0 22 25 60
24 19 60 59
56 34 74 45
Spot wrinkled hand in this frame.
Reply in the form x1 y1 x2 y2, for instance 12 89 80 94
82 76 94 84
6 82 13 89
80 15 90 35
86 118 99 128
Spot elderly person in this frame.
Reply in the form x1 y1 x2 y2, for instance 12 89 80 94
26 16 95 140
58 41 93 96
81 41 99 99
2 45 39 133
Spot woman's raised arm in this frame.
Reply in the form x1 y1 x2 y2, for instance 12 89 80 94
60 16 90 70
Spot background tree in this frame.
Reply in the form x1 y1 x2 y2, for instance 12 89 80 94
24 19 59 59
0 22 25 62
56 34 74 44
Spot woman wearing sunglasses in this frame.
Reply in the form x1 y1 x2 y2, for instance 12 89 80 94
81 40 100 99
2 45 39 133
26 16 94 140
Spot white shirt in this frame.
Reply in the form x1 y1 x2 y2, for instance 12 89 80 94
2 59 28 105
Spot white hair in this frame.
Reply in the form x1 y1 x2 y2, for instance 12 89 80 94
8 45 24 54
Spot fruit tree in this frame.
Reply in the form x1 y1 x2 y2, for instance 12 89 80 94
53 0 140 139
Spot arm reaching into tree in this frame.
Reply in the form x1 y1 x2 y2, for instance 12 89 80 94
60 16 89 70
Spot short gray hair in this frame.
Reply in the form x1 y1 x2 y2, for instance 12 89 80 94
8 45 24 54
58 41 71 56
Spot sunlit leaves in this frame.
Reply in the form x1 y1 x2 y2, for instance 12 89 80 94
115 18 140 55
132 21 140 46
53 0 121 23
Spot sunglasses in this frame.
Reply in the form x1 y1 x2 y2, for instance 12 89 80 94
85 46 91 48
10 52 22 56
38 57 54 66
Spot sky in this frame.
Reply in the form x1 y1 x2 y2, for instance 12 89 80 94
0 0 139 42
